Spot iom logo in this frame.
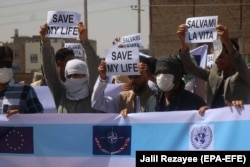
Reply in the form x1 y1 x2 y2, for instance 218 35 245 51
190 125 213 150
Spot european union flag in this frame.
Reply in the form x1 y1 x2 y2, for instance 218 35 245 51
93 125 131 155
0 126 34 154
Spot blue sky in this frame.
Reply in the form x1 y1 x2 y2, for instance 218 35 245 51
0 0 149 56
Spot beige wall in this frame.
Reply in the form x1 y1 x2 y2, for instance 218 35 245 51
25 42 63 73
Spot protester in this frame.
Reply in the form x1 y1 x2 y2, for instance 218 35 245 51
0 46 43 117
144 55 206 112
177 24 250 114
102 36 157 95
39 22 99 113
91 56 155 116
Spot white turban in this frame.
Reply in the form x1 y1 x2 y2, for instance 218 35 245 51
65 59 88 78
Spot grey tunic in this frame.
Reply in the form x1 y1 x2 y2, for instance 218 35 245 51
42 40 99 113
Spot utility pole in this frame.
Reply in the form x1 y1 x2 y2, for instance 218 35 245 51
131 0 144 33
138 0 141 33
84 0 88 37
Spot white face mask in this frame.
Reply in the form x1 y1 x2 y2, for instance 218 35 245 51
64 77 89 100
156 73 175 92
0 68 13 84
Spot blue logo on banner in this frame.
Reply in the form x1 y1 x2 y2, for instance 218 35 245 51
93 125 131 155
190 125 212 149
0 126 34 154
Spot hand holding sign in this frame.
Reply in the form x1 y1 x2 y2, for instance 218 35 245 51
39 23 49 42
78 22 87 42
176 24 188 52
98 60 107 81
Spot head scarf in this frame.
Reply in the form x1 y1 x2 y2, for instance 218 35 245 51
65 59 88 78
155 55 184 80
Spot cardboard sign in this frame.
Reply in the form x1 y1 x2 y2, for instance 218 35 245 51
105 47 139 76
64 43 84 58
46 11 81 38
185 16 218 43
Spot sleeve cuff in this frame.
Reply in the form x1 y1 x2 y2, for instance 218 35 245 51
99 77 109 83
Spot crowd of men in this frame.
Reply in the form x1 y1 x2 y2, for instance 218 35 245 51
0 21 249 117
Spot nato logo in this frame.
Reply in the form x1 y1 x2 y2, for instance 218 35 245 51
93 125 131 155
0 126 34 154
190 125 213 150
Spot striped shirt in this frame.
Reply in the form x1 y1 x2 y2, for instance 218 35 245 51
0 79 43 114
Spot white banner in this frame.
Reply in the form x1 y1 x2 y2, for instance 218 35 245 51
1 105 250 167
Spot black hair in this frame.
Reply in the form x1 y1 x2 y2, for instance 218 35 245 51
139 55 157 74
55 48 74 62
155 54 185 80
0 46 13 60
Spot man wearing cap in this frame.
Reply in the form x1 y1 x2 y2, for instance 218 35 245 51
177 24 250 114
144 55 206 112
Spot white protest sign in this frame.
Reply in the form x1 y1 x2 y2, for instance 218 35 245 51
185 16 218 43
206 54 214 68
64 43 84 58
105 47 139 76
46 11 81 38
33 86 56 113
120 33 143 50
190 45 208 69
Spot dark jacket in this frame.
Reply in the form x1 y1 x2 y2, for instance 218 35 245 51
145 85 206 112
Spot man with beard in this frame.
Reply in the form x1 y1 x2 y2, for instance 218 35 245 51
91 56 155 116
177 24 250 114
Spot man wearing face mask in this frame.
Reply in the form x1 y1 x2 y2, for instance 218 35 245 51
0 46 43 117
53 59 93 113
144 55 206 112
40 22 99 113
